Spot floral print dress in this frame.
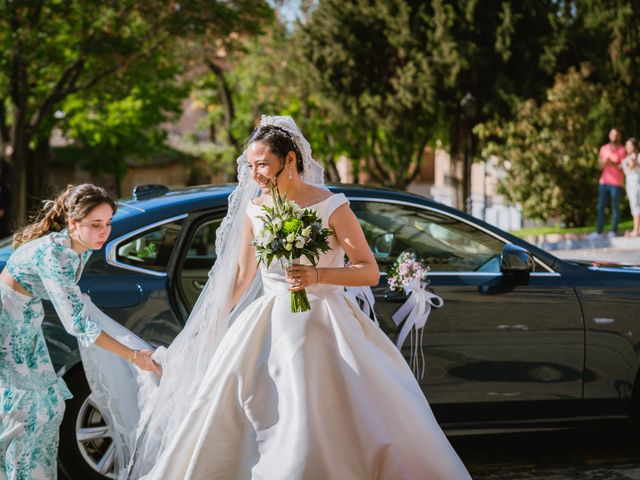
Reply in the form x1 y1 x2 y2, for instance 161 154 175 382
0 230 101 480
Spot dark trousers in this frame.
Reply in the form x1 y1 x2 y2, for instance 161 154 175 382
596 184 622 233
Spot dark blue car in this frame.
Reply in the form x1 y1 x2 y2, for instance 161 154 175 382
2 183 638 479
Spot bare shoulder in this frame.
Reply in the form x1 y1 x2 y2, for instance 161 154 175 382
310 185 333 198
304 185 334 205
328 199 355 229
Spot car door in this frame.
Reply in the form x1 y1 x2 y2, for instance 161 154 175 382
172 211 225 316
349 198 584 427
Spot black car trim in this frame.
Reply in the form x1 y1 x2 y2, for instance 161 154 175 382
443 415 629 437
378 271 560 277
105 213 189 277
587 266 640 273
348 196 558 275
426 271 560 277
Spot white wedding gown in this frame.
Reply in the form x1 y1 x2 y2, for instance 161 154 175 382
141 193 471 480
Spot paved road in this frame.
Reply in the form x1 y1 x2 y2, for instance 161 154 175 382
454 427 640 479
59 428 640 480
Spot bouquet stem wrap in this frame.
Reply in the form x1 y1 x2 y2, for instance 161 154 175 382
291 290 311 312
288 258 311 313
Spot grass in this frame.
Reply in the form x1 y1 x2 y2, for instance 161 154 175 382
511 219 634 238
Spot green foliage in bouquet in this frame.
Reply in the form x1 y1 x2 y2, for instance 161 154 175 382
251 185 334 312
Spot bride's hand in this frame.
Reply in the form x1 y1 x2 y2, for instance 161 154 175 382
285 265 319 291
134 349 163 377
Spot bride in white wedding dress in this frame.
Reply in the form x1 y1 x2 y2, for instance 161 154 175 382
81 116 471 479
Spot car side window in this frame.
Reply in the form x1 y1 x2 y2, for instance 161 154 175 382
178 218 222 310
116 220 184 272
350 201 505 273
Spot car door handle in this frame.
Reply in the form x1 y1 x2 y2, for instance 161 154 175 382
384 291 407 303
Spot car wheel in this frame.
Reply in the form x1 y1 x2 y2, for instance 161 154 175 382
58 366 116 480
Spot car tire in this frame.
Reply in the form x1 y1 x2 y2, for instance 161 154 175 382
58 365 116 480
630 365 640 433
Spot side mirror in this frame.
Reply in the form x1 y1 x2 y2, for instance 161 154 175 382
371 232 395 258
500 243 535 285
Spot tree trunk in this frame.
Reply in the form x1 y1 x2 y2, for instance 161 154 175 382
324 161 340 182
112 156 122 197
449 115 468 211
351 158 361 185
207 60 239 155
26 138 51 215
7 134 29 229
323 133 341 182
7 151 27 229
398 139 428 190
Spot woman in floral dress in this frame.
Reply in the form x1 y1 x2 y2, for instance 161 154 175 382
0 184 159 480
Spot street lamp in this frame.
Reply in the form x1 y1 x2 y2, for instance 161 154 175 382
460 92 477 215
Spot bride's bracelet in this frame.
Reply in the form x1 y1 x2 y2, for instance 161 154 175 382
131 349 140 365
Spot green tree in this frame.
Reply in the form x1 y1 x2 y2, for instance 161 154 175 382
429 0 571 208
475 66 614 227
578 0 640 136
190 24 295 179
59 57 187 195
0 0 270 226
194 14 362 183
300 0 568 197
301 0 437 189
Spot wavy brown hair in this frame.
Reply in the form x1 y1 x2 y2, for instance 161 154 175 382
13 184 117 248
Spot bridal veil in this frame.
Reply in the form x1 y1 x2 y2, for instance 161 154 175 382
80 116 326 478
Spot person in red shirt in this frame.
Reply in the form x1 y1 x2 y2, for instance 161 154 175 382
594 128 626 237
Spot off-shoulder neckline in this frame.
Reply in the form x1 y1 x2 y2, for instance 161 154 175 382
249 192 343 210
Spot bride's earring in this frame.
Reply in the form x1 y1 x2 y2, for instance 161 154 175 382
288 167 293 180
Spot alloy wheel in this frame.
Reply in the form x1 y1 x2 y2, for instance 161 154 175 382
75 394 116 478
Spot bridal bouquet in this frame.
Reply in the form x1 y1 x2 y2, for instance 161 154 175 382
252 186 333 312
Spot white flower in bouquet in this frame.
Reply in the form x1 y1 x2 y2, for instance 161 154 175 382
250 186 334 313
261 229 274 246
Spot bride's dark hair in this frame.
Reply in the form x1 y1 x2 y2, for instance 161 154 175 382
247 124 304 173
